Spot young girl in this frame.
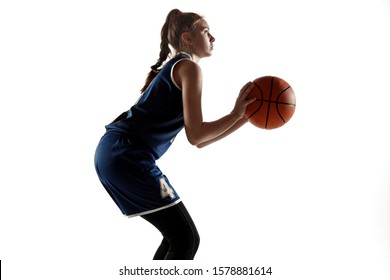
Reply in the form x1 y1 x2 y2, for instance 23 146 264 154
94 9 255 260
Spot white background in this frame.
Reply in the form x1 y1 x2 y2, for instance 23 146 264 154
1 0 390 279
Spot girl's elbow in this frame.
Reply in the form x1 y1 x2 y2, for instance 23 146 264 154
195 142 208 148
188 135 209 148
187 135 202 147
185 131 203 147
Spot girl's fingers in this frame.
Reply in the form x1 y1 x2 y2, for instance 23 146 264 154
240 82 254 96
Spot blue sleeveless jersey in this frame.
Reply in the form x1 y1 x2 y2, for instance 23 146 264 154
105 53 191 160
94 53 191 217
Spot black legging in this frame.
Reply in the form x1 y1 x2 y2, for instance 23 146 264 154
141 202 200 260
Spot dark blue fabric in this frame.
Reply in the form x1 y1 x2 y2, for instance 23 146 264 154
94 53 191 216
105 53 191 159
94 132 181 216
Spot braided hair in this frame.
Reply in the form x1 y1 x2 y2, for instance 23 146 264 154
140 9 203 93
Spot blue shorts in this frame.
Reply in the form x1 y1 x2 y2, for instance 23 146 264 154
94 132 181 217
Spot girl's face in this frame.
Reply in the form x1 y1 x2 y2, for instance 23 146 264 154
188 19 215 59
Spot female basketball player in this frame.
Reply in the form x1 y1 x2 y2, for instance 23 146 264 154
94 9 255 260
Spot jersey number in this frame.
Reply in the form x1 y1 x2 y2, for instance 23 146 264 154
160 177 175 199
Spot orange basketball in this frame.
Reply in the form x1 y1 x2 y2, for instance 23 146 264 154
245 76 296 129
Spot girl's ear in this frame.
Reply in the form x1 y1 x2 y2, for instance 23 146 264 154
181 32 193 46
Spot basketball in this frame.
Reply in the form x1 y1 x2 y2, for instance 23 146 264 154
245 76 296 129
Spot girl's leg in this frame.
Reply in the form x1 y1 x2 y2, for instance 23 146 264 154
141 202 200 260
152 237 170 260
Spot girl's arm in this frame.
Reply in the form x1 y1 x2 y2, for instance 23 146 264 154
195 117 248 148
174 60 254 148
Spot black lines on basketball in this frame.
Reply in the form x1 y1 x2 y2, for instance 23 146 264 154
264 76 275 129
276 85 293 123
247 82 264 120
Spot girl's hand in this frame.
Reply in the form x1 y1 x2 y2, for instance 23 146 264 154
231 82 256 118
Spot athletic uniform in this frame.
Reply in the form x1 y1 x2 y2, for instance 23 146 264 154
94 53 191 218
